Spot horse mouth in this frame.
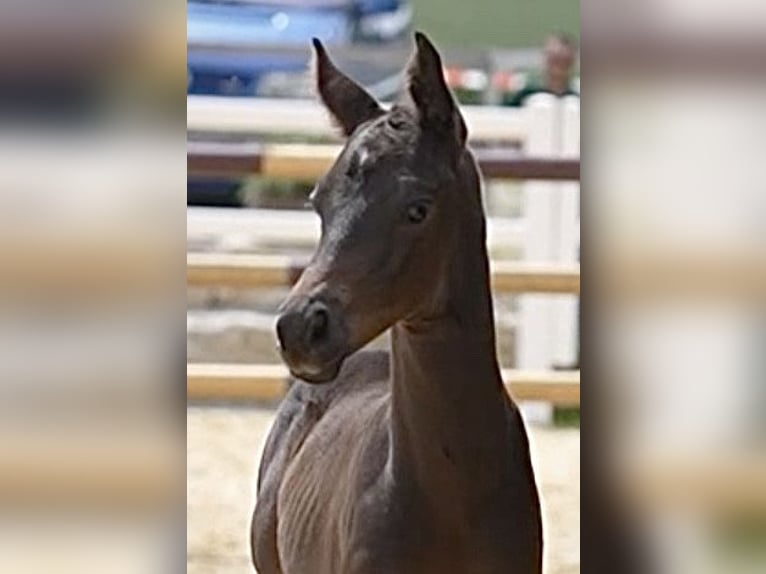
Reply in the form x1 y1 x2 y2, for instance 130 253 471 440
287 358 343 384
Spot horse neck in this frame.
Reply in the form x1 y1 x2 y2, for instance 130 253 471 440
388 156 513 504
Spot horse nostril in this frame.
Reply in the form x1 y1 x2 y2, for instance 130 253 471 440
306 305 329 343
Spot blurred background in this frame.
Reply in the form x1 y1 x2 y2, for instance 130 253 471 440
186 1 580 574
2 1 764 573
0 2 186 573
186 0 579 206
584 2 766 573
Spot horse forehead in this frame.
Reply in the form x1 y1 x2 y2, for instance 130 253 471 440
352 118 411 163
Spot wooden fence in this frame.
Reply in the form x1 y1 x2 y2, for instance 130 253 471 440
187 255 580 405
187 363 580 406
187 142 580 182
187 253 580 294
187 94 581 411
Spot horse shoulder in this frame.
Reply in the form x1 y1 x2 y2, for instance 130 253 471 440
252 350 391 574
252 382 327 573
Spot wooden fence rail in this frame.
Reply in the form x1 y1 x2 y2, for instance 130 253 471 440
187 142 580 182
186 95 581 409
187 253 580 294
187 363 580 406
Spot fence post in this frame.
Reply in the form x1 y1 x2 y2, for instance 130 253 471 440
517 94 558 424
552 96 580 368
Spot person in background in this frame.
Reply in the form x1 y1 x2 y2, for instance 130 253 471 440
505 32 578 106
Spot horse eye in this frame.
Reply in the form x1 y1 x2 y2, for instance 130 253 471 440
387 116 406 130
406 201 430 224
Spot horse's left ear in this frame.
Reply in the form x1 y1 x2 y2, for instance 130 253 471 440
313 38 384 137
406 32 467 147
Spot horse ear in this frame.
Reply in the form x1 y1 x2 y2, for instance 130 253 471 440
406 32 467 147
312 38 384 137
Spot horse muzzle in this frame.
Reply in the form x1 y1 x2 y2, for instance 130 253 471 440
275 297 349 384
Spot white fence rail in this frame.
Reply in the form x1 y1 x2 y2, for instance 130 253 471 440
188 94 580 418
187 95 529 143
187 207 525 254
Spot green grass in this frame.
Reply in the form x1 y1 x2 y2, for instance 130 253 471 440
412 0 579 49
553 406 581 428
714 517 766 567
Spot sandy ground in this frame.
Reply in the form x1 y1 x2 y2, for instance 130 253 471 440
188 405 580 574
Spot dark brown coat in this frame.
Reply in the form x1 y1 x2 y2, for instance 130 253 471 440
251 33 542 574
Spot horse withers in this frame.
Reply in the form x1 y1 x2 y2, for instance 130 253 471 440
251 32 542 574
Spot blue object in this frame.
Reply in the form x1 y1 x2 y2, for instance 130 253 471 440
187 0 412 97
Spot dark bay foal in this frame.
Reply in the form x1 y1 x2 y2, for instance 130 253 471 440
251 33 542 574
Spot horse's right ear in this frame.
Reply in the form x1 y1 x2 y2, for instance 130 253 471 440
406 32 467 148
313 38 384 137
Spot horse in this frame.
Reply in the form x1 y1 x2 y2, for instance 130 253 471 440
251 32 542 574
